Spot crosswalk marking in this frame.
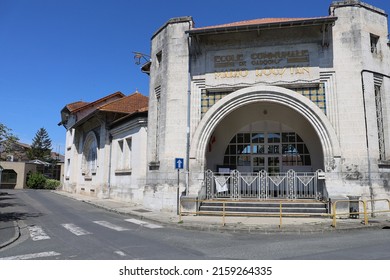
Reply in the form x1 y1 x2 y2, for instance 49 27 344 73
28 225 50 241
125 218 163 229
0 251 61 260
93 221 129 231
61 223 92 236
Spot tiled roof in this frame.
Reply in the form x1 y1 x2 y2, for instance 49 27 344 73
66 101 90 112
71 91 125 113
99 92 148 115
189 16 336 33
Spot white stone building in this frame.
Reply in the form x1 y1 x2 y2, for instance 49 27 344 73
59 91 149 205
143 0 390 212
60 0 390 214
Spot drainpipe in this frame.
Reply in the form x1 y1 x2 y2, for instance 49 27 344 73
360 70 390 216
107 133 113 199
185 21 193 196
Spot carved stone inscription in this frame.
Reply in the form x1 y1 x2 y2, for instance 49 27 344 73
206 45 319 86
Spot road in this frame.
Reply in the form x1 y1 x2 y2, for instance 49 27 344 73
1 189 390 260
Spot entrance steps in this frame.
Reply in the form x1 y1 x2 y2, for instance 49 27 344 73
199 200 329 217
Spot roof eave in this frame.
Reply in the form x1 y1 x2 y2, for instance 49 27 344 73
187 17 337 36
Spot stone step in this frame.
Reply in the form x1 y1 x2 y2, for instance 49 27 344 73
199 200 328 215
201 201 326 209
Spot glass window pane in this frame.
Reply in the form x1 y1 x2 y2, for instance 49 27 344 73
253 157 265 166
268 133 280 143
252 133 265 143
297 144 304 154
238 155 250 166
244 133 250 143
242 145 251 154
253 144 265 154
268 145 280 154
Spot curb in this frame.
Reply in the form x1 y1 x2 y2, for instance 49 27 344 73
0 221 21 250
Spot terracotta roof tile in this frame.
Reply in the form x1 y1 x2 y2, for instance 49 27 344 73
71 91 125 113
66 101 90 112
99 92 148 114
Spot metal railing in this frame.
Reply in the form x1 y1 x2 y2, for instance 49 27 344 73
205 169 325 200
179 198 328 228
331 198 390 228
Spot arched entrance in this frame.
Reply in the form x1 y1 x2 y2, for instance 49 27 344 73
189 85 341 199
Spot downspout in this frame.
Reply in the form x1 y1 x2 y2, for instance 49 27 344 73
185 21 193 196
107 133 113 199
361 70 390 216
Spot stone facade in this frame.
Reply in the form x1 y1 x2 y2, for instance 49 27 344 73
145 1 390 211
60 92 150 206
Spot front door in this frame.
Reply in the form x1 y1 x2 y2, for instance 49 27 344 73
253 155 281 173
223 129 312 174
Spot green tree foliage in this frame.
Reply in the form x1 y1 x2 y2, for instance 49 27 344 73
0 122 19 160
44 179 61 190
28 127 52 161
26 172 47 189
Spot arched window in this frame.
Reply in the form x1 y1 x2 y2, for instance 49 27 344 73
223 131 311 173
82 132 98 176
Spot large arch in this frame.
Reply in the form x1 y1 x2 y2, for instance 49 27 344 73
189 85 341 195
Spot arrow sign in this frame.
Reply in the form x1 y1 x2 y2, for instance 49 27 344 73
175 158 184 169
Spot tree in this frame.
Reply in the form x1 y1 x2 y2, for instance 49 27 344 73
0 122 19 160
28 127 52 161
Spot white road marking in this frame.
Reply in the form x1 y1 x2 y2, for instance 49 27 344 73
114 250 126 256
61 223 92 236
93 221 129 231
0 251 61 260
28 225 50 241
125 218 163 229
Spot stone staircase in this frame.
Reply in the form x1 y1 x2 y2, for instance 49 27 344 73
198 200 329 217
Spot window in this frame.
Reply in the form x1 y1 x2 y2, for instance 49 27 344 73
156 51 162 66
82 132 98 176
223 131 311 172
1 169 17 185
66 159 71 178
201 84 326 116
370 34 379 54
116 137 132 172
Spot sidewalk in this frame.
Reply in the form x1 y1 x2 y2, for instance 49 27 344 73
53 191 390 234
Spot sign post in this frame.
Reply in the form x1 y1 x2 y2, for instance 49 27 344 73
175 158 184 215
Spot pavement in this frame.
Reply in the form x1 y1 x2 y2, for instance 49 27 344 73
1 190 390 250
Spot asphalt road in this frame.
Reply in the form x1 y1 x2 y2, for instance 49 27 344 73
1 189 390 260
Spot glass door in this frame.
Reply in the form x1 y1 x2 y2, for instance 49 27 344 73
252 155 281 173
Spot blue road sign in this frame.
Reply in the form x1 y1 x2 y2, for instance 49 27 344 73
175 158 184 169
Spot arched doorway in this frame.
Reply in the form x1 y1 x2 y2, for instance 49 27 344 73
206 102 324 174
189 85 341 199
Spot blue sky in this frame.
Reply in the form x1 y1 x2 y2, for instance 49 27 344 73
1 0 389 155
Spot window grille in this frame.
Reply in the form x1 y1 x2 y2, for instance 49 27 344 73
201 84 326 116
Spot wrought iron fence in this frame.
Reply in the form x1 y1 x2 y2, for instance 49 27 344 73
205 169 324 200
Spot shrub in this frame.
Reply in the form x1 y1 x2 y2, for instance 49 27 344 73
45 179 61 190
26 172 47 189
